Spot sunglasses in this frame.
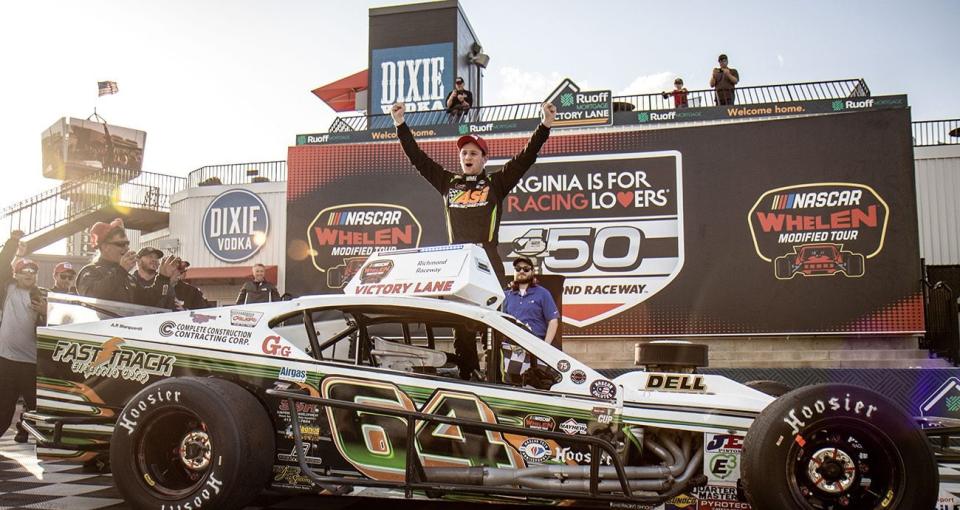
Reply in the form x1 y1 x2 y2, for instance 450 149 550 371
515 266 533 272
16 269 38 275
105 240 130 248
59 273 76 280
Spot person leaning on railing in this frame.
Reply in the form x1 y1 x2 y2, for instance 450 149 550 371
391 100 557 287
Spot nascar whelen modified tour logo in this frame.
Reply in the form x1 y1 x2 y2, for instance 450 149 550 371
748 183 889 280
307 203 422 289
497 151 683 328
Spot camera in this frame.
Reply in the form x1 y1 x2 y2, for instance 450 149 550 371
177 260 190 272
30 286 48 303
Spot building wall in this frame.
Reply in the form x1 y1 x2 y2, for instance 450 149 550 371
915 145 960 265
149 181 288 292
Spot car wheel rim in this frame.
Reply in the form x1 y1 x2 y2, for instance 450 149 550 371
135 408 212 499
786 419 902 509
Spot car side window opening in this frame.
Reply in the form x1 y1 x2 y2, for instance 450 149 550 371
271 305 559 390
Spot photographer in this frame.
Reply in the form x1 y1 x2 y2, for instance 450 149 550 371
76 219 181 309
710 53 739 105
445 76 473 120
0 231 47 443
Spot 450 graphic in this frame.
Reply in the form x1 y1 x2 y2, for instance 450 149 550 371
321 377 524 481
502 220 683 328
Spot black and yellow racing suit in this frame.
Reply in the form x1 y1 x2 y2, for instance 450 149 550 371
396 122 551 286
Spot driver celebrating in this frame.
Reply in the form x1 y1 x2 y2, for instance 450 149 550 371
391 101 557 286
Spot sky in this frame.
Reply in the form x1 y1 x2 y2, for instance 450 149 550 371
1 0 958 215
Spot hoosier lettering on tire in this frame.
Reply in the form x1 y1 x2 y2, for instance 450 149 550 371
741 383 937 510
109 377 275 510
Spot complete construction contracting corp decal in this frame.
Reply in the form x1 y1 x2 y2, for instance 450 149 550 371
748 183 889 280
498 152 682 328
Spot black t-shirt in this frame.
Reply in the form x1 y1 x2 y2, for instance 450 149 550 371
446 89 473 113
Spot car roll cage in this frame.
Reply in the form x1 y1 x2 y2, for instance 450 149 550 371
266 388 705 505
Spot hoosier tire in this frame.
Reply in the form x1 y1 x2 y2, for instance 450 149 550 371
742 383 937 510
109 377 275 510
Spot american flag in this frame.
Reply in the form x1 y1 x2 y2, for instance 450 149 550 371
97 81 119 96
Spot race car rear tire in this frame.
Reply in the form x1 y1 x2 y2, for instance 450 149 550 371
109 377 275 510
741 383 937 510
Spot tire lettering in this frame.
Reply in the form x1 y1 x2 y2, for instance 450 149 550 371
782 395 879 435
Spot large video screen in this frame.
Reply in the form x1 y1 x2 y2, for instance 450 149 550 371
41 117 146 180
286 108 922 337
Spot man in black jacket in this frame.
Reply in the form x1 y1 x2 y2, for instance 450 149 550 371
76 219 181 309
0 231 47 443
391 101 557 286
235 263 280 304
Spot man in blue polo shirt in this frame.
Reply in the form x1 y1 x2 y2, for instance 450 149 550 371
501 257 559 382
504 257 559 343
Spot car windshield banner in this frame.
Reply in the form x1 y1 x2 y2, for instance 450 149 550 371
286 107 922 337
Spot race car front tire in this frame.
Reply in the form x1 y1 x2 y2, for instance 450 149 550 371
741 383 937 510
109 377 275 510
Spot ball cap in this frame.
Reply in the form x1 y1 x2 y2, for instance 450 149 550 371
136 246 164 259
513 256 534 268
14 258 39 274
718 53 728 61
53 262 76 276
456 134 488 155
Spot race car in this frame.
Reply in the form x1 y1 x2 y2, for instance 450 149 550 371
23 245 938 509
774 243 866 279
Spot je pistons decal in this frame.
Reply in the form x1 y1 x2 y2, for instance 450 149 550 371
52 338 176 384
307 203 422 290
748 183 889 280
498 152 683 327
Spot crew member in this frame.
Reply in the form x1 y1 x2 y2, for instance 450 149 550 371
76 219 181 308
51 262 78 294
235 263 280 304
391 101 557 286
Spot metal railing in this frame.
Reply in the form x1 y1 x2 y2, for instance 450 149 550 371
913 119 960 147
331 78 871 132
0 169 185 243
187 161 287 187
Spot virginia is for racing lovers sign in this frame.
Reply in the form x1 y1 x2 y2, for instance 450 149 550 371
285 107 922 336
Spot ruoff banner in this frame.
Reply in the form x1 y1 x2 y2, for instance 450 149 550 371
286 107 922 337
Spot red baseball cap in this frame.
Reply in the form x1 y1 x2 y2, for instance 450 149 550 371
456 134 488 155
53 262 76 276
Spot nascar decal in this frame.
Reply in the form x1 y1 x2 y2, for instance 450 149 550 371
52 337 176 384
498 152 683 327
748 183 889 280
306 203 423 290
